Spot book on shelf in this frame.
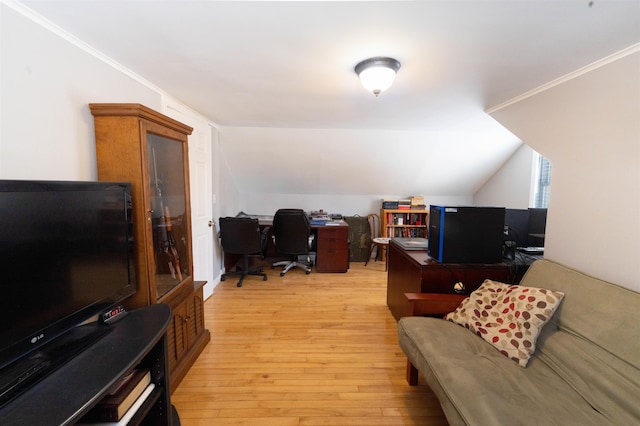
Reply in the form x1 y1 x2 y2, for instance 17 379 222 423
382 199 399 209
79 369 151 423
398 199 411 209
78 383 156 426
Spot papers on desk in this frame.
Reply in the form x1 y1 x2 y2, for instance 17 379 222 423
310 213 332 221
393 237 429 250
310 219 341 226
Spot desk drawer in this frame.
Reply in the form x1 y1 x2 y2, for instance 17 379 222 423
316 249 349 273
317 227 348 249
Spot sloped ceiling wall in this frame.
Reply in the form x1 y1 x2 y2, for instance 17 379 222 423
489 50 640 291
220 124 521 200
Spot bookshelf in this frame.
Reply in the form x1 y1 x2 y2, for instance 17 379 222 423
380 209 429 239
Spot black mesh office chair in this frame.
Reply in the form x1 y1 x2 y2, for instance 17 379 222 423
271 209 313 276
219 216 268 287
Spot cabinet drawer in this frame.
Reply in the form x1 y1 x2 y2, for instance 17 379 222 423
318 238 348 250
317 228 348 248
317 227 348 239
316 249 349 272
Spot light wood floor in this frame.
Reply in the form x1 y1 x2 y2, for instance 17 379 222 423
171 261 448 426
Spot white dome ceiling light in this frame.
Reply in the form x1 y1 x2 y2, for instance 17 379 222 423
354 57 401 97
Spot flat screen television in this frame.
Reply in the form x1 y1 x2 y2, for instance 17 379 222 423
0 180 136 400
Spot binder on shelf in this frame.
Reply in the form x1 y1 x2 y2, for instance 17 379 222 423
79 369 151 423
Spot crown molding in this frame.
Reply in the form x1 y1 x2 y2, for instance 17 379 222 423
487 42 640 114
2 1 169 97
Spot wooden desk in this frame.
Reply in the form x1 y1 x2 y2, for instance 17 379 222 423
225 217 350 273
386 239 528 320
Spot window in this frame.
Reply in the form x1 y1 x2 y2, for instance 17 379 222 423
533 154 551 208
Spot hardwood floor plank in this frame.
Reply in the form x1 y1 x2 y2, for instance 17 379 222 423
172 262 448 425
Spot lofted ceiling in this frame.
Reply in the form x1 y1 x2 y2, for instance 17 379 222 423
17 0 640 198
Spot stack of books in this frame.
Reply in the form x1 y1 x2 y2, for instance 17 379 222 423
410 196 427 210
382 198 427 210
398 200 411 210
382 199 399 209
79 368 154 425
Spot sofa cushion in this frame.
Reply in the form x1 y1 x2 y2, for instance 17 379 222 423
519 260 640 423
398 316 610 426
444 280 564 367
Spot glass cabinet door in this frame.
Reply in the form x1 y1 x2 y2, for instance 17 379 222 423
147 133 191 300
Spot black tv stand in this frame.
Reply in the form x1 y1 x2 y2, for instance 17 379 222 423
0 325 112 408
0 304 176 425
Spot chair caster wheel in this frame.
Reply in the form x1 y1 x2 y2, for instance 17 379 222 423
305 270 311 274
280 272 285 277
221 276 226 281
237 282 242 287
263 276 268 281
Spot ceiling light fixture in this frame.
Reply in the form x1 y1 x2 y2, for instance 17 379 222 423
354 57 401 97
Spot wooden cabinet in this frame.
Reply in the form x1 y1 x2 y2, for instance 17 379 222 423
380 209 429 239
90 103 210 391
166 281 208 393
315 223 349 273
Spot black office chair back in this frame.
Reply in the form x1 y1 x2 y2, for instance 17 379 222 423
219 217 263 254
273 209 311 256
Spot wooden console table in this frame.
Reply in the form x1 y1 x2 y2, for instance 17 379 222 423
386 239 530 320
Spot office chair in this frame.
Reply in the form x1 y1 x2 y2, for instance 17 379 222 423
219 216 268 287
271 209 313 276
365 213 390 271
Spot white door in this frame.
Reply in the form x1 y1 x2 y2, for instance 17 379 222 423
163 101 215 298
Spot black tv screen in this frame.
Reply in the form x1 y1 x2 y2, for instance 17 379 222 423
0 180 136 370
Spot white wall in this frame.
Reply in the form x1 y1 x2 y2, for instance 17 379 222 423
0 4 160 180
218 126 482 216
490 49 640 292
233 192 473 218
474 143 536 208
0 4 231 293
218 140 243 218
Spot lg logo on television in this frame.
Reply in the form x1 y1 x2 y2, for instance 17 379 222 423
30 334 45 344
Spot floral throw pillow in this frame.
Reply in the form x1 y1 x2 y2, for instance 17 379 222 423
444 280 565 367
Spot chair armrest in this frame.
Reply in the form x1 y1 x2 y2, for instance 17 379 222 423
404 293 467 317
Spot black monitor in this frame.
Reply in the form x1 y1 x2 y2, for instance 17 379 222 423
504 208 547 248
528 208 547 246
504 209 530 247
428 206 506 264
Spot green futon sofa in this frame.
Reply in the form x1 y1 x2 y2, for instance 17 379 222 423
397 259 640 425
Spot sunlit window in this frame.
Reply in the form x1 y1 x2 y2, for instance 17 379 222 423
533 154 551 208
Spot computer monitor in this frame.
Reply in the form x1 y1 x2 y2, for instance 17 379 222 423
428 206 506 264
